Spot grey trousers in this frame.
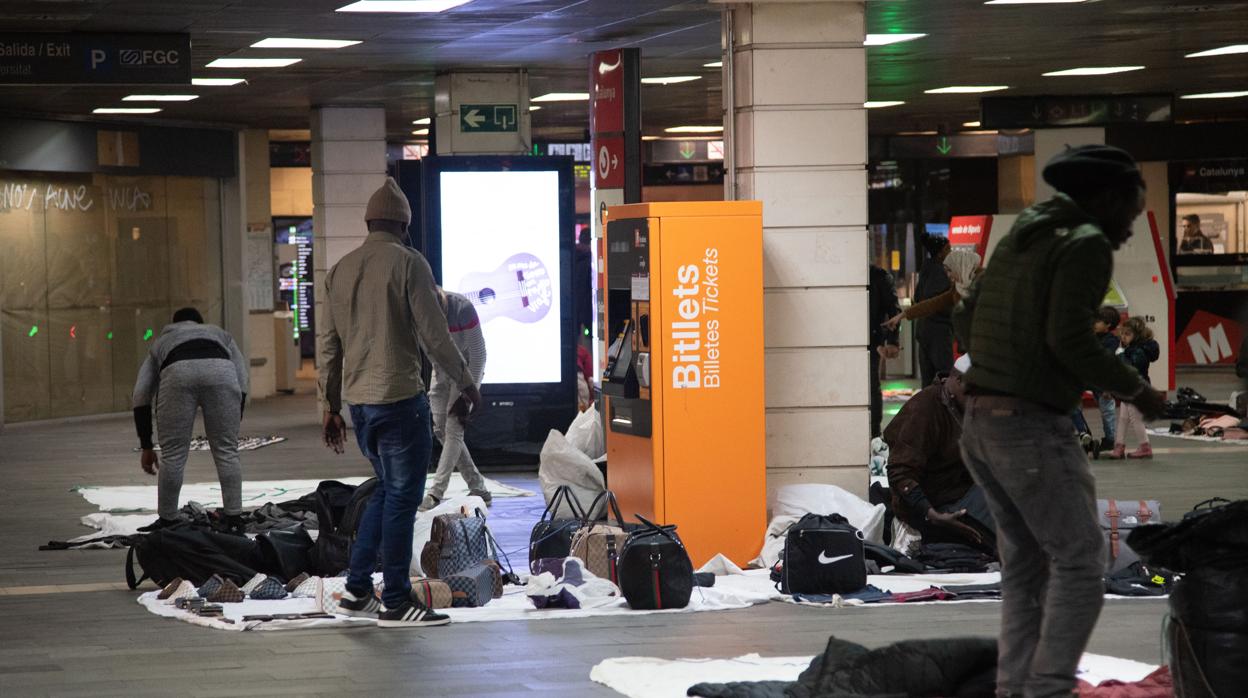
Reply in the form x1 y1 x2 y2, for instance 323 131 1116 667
960 395 1105 698
156 359 243 518
425 371 487 500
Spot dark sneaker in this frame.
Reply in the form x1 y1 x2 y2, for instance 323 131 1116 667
468 489 493 506
337 588 383 618
378 597 451 628
1099 437 1116 452
137 517 178 532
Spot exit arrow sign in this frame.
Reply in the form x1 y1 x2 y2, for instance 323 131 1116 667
936 136 952 155
460 103 519 133
679 142 695 159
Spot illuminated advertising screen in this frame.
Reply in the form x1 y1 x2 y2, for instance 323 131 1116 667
438 170 562 384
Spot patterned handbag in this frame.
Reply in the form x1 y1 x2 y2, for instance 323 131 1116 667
411 577 453 609
445 564 497 608
529 486 587 575
569 491 632 584
420 510 466 577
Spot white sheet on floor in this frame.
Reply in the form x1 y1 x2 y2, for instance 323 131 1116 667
72 494 492 562
136 568 783 632
1148 427 1248 444
72 474 534 513
590 652 1158 698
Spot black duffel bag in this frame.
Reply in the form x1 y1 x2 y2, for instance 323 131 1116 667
529 485 587 575
256 527 315 583
310 477 378 576
1129 498 1248 697
772 513 866 595
617 515 694 610
125 526 265 588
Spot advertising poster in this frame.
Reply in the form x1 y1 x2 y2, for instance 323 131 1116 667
439 170 562 384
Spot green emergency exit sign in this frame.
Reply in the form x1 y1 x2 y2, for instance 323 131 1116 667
459 104 519 132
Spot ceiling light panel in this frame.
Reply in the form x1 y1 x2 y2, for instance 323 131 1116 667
191 78 245 86
412 117 431 125
963 121 982 127
641 76 701 85
251 38 361 49
1043 66 1144 76
925 85 1010 94
412 128 429 135
206 58 301 68
336 0 472 12
531 92 589 102
93 108 162 114
1181 91 1248 100
1186 45 1248 58
122 94 198 101
665 125 723 133
703 61 722 68
864 101 905 108
864 33 926 46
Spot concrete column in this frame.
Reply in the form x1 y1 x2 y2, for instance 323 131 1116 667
310 107 388 363
220 134 248 363
724 0 870 497
241 128 276 399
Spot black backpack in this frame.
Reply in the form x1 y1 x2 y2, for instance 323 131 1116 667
529 486 587 574
617 515 694 610
772 513 866 595
125 526 265 588
310 478 379 576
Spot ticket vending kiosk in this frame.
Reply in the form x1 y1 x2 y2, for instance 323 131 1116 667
601 201 765 567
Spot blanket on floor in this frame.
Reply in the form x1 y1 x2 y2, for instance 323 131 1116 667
72 474 534 513
1147 428 1248 444
591 651 1160 698
136 568 780 631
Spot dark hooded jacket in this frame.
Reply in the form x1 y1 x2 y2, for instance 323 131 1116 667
687 636 997 698
1121 338 1160 384
954 193 1143 412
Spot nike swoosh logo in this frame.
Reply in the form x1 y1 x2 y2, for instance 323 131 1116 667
818 552 853 565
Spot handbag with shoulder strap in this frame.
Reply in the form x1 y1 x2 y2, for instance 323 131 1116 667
1098 499 1161 573
569 491 635 584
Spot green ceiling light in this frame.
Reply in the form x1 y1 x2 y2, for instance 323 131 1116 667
28 325 38 337
143 328 154 341
106 331 114 340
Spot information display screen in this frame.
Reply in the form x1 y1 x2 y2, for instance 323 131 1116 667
438 170 562 384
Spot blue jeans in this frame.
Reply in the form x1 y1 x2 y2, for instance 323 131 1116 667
1096 392 1117 442
346 395 432 609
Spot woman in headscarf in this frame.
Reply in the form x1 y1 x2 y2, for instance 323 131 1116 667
884 249 982 330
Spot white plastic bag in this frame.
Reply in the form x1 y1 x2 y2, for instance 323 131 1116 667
566 405 606 461
538 429 606 520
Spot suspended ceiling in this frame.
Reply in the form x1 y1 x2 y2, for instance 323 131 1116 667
0 0 1245 141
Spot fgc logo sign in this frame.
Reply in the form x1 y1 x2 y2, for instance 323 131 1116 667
89 47 181 71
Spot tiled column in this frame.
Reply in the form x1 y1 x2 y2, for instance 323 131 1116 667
725 1 870 497
310 107 387 356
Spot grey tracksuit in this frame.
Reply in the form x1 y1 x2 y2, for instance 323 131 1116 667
132 322 250 518
426 291 488 500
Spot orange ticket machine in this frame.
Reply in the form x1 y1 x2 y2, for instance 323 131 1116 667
601 201 765 567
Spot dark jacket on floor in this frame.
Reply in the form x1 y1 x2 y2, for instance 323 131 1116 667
883 383 972 528
687 636 997 698
953 193 1143 411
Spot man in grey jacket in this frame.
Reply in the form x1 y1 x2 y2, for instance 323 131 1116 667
131 307 250 533
420 286 489 512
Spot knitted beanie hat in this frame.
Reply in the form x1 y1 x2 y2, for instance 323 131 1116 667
1042 144 1142 197
364 177 412 225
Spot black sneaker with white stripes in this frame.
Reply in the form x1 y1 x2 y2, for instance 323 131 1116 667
377 597 451 628
337 588 383 618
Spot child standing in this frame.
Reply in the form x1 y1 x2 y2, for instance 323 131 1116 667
1092 306 1121 450
1108 316 1160 459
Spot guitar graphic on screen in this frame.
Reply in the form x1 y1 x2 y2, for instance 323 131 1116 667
457 253 554 324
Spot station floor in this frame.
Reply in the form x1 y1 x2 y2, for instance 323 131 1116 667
0 368 1243 696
